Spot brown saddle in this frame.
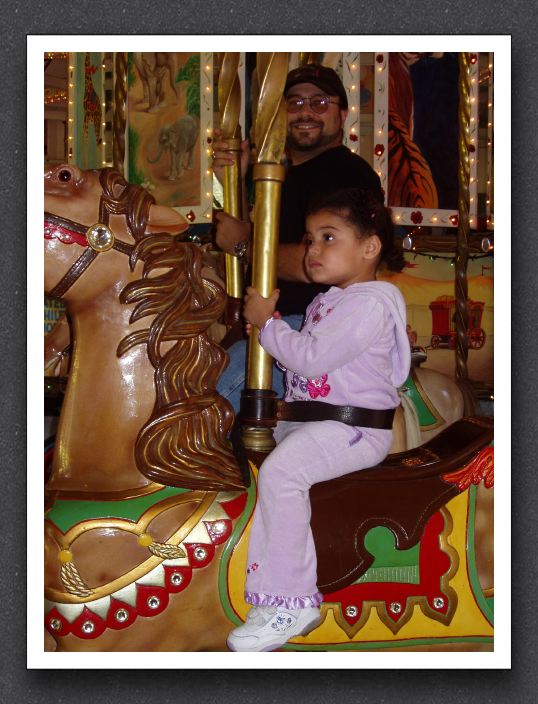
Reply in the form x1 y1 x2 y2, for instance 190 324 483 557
310 416 494 593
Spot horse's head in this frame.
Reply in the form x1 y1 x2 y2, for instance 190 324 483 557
44 164 190 300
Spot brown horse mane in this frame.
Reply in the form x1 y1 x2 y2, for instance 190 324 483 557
99 169 245 492
98 168 155 241
119 237 245 492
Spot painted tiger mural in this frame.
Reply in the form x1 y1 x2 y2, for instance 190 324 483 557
388 52 439 210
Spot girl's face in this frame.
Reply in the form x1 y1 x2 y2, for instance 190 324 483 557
304 209 380 288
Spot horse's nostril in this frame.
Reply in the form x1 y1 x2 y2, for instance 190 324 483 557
58 169 71 182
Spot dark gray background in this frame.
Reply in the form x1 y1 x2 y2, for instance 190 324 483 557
3 1 535 701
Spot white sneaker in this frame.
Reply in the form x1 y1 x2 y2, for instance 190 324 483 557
227 606 321 652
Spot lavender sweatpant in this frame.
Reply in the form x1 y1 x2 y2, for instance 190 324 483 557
244 420 393 609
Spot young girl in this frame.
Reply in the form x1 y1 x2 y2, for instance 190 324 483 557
227 188 411 652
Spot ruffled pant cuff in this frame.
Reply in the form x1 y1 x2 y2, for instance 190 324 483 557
245 590 323 609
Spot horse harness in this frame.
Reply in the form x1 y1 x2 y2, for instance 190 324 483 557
44 171 153 299
44 212 136 299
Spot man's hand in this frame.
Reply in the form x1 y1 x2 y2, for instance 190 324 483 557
243 286 280 330
211 128 251 186
214 211 251 256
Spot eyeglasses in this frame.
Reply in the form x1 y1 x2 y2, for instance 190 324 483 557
285 96 340 114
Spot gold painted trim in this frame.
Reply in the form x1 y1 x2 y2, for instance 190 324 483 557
411 368 446 430
45 492 218 604
45 481 166 502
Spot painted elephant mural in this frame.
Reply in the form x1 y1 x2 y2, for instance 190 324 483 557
147 115 199 180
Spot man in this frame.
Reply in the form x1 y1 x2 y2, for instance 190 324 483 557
213 64 383 412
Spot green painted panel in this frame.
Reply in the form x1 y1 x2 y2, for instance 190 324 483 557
283 636 493 652
45 486 190 533
364 525 420 569
356 565 420 585
400 373 438 427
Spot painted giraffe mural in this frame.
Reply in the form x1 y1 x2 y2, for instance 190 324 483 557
82 53 102 148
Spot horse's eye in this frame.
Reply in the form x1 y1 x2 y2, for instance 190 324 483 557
58 169 71 182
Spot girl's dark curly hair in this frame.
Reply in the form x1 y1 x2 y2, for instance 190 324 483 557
306 188 406 272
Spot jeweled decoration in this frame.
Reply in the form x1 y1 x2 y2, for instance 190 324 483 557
82 620 95 634
433 596 445 610
115 608 129 622
170 572 183 586
86 223 115 252
194 546 208 561
147 596 160 610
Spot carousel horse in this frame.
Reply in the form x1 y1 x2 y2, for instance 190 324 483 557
44 165 493 652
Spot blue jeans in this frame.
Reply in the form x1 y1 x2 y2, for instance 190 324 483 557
216 314 303 415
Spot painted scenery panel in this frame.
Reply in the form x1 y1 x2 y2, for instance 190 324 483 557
127 52 207 218
379 255 493 383
69 52 105 169
375 52 479 227
388 52 460 211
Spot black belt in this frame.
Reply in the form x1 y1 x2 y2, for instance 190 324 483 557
276 400 396 429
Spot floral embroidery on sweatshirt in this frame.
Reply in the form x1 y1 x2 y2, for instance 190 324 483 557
307 300 334 327
291 373 309 393
306 374 331 399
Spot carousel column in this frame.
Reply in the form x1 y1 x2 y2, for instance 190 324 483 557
240 52 288 452
240 163 286 451
113 52 127 175
454 52 479 415
217 53 245 322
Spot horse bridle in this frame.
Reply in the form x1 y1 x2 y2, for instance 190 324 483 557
44 210 137 299
45 167 160 298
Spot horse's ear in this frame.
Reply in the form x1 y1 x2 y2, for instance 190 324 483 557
146 204 190 235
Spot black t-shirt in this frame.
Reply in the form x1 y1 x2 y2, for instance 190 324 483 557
276 145 383 316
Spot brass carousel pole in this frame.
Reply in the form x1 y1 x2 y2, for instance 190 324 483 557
240 52 288 452
113 53 127 175
217 53 245 325
454 52 479 415
298 52 317 66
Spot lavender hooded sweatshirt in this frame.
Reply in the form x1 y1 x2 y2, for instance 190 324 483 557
260 281 411 410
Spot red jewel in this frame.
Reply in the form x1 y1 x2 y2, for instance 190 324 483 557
374 144 385 156
184 541 215 568
349 133 358 142
45 607 70 637
468 144 476 153
186 210 196 222
376 54 384 63
207 136 212 144
470 54 478 64
410 211 423 225
71 606 107 639
163 565 193 593
203 519 232 545
449 214 459 226
135 584 169 617
106 597 138 630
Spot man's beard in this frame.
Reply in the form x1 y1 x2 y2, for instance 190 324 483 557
286 122 341 152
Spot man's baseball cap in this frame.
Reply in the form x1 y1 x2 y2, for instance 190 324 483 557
285 64 348 110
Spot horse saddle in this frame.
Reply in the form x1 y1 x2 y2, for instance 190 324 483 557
310 416 494 593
